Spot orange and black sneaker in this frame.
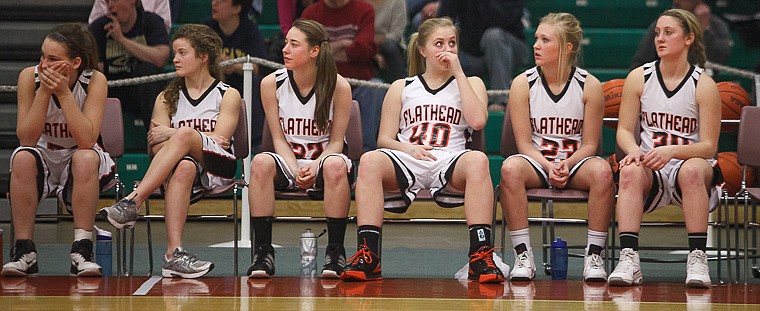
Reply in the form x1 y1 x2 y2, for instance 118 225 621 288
468 245 505 284
340 244 381 281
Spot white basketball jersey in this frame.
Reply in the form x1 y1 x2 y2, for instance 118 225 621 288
525 66 587 163
35 66 92 150
398 75 471 152
274 68 333 160
639 61 703 153
172 79 228 134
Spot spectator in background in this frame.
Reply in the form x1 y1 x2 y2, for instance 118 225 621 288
89 0 170 132
278 0 316 36
206 0 267 151
89 0 172 34
366 0 408 81
407 0 437 30
302 0 385 151
438 0 529 112
630 0 730 69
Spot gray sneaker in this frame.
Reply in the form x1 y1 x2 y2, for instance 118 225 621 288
99 197 139 228
162 247 214 279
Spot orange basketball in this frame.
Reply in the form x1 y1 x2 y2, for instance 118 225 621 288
603 79 625 129
717 82 750 132
717 152 755 196
603 79 625 118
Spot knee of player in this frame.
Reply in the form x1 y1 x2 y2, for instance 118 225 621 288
500 158 523 182
168 127 199 145
321 157 347 182
461 151 490 175
588 159 615 186
617 165 647 190
357 151 388 176
170 160 197 181
11 150 39 172
677 160 710 189
70 149 99 173
250 154 276 179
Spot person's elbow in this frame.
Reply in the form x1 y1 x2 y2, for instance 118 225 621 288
468 116 487 131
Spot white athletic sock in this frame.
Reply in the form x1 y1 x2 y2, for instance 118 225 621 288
509 228 531 251
74 229 92 242
586 229 607 252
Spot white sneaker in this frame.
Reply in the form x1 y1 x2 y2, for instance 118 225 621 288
685 250 712 288
607 248 642 286
583 251 608 282
510 248 536 281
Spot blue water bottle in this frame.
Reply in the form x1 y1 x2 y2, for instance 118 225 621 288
95 226 112 276
551 237 568 280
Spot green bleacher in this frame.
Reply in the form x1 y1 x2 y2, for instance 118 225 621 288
526 0 669 28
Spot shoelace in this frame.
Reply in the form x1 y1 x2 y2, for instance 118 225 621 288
325 248 344 265
470 246 499 269
588 254 604 268
615 251 637 271
515 251 531 268
252 247 272 265
347 245 374 265
687 252 708 274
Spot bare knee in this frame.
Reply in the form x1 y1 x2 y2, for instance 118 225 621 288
250 154 276 182
71 149 99 177
357 151 387 180
586 159 615 190
460 151 490 177
500 157 529 190
11 151 39 174
618 165 648 191
168 127 199 146
169 160 197 185
678 159 710 190
321 156 347 183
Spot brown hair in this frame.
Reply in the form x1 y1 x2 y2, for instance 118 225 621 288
291 19 336 132
538 13 583 80
407 17 457 77
660 8 706 67
162 24 224 117
46 23 99 75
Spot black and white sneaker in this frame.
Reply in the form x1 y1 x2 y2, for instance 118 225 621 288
70 239 102 277
321 244 346 279
248 244 275 278
1 240 39 277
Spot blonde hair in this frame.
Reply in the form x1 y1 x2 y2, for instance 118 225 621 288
660 8 706 67
538 13 583 80
407 17 458 77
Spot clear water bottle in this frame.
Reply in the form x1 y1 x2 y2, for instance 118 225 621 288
95 226 112 276
550 237 568 280
300 228 317 277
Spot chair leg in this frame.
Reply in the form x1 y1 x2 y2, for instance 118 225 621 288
115 228 122 276
745 190 750 283
145 196 154 276
541 199 549 275
234 184 240 277
495 185 507 261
